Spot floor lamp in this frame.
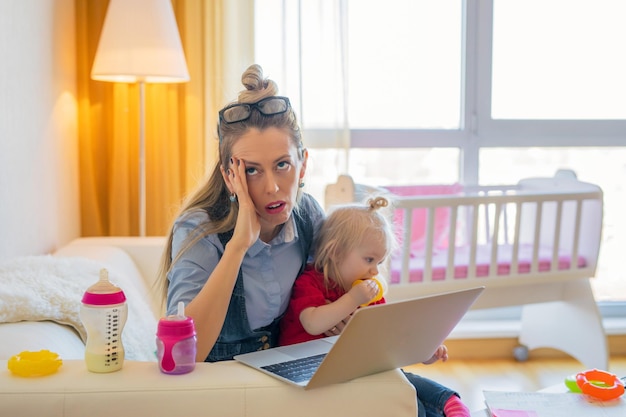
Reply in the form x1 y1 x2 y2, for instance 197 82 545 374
91 0 189 236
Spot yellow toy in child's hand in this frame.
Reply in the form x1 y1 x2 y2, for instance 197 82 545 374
352 278 384 306
8 350 63 377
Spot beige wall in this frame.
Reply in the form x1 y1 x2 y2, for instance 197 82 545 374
0 0 79 259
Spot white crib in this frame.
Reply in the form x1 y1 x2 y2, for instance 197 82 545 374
325 170 607 370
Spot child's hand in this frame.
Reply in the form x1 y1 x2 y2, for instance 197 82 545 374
422 344 448 365
348 279 380 307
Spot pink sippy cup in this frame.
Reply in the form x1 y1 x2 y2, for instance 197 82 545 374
156 301 196 375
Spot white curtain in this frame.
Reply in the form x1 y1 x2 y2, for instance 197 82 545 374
254 0 352 178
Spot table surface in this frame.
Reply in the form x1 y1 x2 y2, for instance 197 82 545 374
470 382 569 416
471 377 626 416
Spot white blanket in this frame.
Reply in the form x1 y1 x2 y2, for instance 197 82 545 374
0 255 156 362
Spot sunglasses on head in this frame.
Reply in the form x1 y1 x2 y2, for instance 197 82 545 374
218 96 291 142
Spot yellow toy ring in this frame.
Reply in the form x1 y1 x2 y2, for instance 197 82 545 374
352 278 384 307
7 350 63 377
575 368 624 401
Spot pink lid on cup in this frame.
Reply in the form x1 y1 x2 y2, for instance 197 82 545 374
157 302 196 339
157 316 196 339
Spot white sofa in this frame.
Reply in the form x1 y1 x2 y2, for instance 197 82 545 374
0 237 417 417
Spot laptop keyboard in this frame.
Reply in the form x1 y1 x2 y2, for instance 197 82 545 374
261 353 327 383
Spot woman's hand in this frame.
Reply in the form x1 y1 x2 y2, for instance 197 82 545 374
314 299 352 337
320 281 378 337
324 313 351 336
423 344 449 365
226 157 260 251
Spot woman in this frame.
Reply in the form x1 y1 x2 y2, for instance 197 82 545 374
158 64 325 362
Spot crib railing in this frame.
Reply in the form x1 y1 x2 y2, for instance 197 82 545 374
384 176 606 369
391 184 603 289
325 171 608 369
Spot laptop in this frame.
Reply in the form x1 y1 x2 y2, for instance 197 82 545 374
234 286 484 390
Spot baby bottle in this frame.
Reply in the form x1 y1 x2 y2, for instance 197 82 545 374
156 301 197 375
79 268 128 373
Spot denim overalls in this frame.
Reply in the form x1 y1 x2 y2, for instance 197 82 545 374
205 194 316 362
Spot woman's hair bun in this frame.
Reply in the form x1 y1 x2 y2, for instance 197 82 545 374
242 64 266 91
239 64 278 101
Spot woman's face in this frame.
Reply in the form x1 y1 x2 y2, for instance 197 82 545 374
229 127 306 237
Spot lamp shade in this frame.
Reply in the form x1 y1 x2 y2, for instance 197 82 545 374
91 0 190 83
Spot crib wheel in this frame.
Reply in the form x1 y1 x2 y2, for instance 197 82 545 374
513 345 529 362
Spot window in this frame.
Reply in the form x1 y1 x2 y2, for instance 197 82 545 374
255 0 464 130
345 1 462 129
492 0 626 120
254 0 626 304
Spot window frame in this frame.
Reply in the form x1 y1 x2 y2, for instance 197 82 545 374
254 0 626 325
304 1 626 180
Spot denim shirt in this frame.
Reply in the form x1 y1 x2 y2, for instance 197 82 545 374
197 193 322 362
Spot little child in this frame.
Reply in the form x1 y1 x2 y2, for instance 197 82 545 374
279 196 470 417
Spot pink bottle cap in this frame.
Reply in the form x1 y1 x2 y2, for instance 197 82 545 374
81 268 126 306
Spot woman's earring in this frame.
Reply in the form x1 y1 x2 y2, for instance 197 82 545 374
229 193 237 202
299 181 305 188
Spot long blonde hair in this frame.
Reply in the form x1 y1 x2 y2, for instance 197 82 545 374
313 196 396 290
157 64 306 305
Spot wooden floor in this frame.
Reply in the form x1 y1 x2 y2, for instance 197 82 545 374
403 355 626 412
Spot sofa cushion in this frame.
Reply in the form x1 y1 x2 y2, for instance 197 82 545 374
0 360 418 417
0 255 157 361
0 321 85 360
54 243 162 317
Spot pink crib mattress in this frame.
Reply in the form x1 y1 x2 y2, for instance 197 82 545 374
389 244 587 284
